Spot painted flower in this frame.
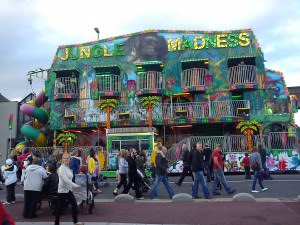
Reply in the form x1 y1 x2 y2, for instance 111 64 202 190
278 159 288 171
277 152 289 171
266 156 276 169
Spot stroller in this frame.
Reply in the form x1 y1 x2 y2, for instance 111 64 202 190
74 173 95 214
137 169 152 193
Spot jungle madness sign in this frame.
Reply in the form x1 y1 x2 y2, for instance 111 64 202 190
59 31 251 61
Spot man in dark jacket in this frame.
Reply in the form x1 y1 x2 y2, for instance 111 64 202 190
175 144 194 186
258 143 272 180
123 148 144 200
202 143 213 182
150 146 175 199
191 143 211 199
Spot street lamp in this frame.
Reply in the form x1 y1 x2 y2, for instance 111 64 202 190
94 27 100 40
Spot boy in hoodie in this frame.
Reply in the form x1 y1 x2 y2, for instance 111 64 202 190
3 158 18 204
23 157 48 218
150 145 175 199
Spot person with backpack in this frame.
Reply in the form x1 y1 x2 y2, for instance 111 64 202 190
250 147 268 193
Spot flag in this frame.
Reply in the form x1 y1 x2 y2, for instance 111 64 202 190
9 113 13 129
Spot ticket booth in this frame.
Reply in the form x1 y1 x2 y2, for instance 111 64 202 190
106 127 154 170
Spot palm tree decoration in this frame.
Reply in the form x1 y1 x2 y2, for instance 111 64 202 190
236 120 262 153
98 98 117 129
56 131 77 153
139 96 160 127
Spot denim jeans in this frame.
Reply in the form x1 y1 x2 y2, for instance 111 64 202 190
213 169 233 193
252 169 264 190
192 171 210 198
151 174 175 199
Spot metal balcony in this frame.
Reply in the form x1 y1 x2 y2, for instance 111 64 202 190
136 71 163 95
63 100 250 125
228 65 258 88
54 77 79 99
181 68 209 89
98 74 121 96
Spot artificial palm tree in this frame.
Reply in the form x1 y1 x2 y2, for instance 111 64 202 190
97 98 118 129
236 120 261 153
139 96 160 127
56 131 77 153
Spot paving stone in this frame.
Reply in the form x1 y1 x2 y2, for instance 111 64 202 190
172 193 193 202
114 194 135 203
232 193 256 202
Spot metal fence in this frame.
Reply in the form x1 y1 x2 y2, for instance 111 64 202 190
26 132 298 170
166 132 298 166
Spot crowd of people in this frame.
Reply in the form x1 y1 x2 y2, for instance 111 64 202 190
0 147 106 225
0 142 272 224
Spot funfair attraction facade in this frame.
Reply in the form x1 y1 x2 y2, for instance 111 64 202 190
44 29 300 172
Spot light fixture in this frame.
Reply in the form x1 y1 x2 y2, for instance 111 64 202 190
94 27 100 40
171 125 193 129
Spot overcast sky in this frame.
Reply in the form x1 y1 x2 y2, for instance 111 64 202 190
1 0 300 123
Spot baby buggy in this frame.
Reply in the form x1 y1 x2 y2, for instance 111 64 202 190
73 173 95 214
137 169 152 193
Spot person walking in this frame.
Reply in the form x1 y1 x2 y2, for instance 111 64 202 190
202 143 213 182
151 146 175 199
250 147 268 193
113 149 128 195
258 143 272 180
3 159 18 204
175 143 194 186
212 144 236 195
123 148 144 200
241 153 251 179
55 153 83 225
87 148 102 193
23 157 48 218
70 150 82 179
191 143 211 199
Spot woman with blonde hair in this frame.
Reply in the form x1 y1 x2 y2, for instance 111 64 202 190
55 153 83 225
113 149 128 195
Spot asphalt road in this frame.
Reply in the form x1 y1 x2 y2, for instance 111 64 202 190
1 174 300 201
1 174 300 225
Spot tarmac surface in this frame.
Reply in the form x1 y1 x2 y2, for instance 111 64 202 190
1 174 299 225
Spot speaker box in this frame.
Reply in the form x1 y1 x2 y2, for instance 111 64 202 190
64 115 75 122
119 112 130 120
237 108 250 116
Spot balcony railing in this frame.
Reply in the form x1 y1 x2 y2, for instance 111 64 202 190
137 71 163 90
228 65 258 86
181 68 209 88
54 77 79 97
64 100 250 124
98 74 121 92
162 100 250 119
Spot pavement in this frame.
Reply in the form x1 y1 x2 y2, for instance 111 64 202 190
1 174 299 225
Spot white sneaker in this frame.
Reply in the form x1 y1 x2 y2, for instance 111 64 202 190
261 188 268 192
136 197 145 200
3 201 11 205
251 190 260 193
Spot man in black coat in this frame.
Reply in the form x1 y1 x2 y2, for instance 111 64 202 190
202 143 213 182
191 143 211 199
175 144 194 186
123 148 144 200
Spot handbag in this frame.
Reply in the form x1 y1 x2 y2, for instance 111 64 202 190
251 156 260 170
